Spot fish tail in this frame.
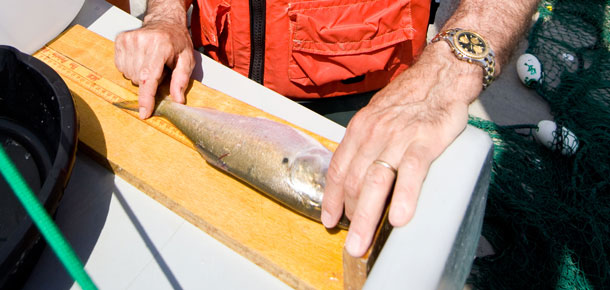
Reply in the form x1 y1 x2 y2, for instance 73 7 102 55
113 99 169 116
112 100 140 112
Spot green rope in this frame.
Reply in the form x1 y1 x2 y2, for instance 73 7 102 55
0 146 98 290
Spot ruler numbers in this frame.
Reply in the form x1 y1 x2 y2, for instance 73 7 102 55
36 47 194 149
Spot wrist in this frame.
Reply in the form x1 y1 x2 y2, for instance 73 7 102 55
425 41 482 77
143 0 188 27
143 16 188 30
421 41 484 104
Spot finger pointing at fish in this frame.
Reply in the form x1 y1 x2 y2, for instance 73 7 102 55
114 3 195 119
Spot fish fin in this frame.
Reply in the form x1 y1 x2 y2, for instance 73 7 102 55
195 143 229 171
112 100 140 112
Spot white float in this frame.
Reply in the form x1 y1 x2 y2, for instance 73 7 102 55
516 53 543 88
534 120 579 156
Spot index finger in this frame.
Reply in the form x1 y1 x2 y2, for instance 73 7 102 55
137 66 164 119
321 123 365 228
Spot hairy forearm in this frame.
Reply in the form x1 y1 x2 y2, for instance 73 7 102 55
144 0 188 26
442 0 540 73
374 0 540 111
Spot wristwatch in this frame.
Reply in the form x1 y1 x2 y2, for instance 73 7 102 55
432 28 496 89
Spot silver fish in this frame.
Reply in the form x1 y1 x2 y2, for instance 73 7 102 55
115 99 349 229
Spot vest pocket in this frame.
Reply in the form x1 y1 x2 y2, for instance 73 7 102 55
287 0 414 87
193 0 234 67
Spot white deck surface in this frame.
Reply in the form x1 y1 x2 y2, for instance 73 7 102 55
19 0 504 289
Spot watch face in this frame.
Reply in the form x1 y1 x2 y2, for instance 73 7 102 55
453 30 488 59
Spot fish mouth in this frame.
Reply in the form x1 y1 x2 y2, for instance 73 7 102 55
287 148 351 230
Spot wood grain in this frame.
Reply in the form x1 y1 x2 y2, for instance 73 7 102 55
343 204 393 290
35 25 346 290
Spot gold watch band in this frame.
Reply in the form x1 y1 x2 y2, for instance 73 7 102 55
432 28 496 89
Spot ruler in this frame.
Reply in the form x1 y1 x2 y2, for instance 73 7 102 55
35 46 195 150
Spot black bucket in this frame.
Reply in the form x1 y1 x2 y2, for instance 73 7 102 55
0 45 78 289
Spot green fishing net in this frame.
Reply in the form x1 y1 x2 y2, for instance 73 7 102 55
467 0 610 289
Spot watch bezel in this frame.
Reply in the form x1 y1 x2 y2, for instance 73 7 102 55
452 30 489 60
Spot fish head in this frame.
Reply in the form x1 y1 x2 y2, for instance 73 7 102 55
287 147 332 209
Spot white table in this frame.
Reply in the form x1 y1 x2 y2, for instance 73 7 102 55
24 1 493 289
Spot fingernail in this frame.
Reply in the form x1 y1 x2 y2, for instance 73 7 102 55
321 210 332 228
139 107 147 119
345 231 361 257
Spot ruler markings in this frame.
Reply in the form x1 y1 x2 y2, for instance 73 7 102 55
36 47 194 149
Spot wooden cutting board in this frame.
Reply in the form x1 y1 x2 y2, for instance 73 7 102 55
34 25 347 290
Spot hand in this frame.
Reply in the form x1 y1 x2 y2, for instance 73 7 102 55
115 18 194 119
321 42 483 257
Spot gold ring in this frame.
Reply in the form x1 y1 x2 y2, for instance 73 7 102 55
373 160 397 174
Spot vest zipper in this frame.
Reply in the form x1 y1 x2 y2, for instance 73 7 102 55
248 0 266 84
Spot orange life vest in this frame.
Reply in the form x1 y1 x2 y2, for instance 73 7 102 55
188 0 431 99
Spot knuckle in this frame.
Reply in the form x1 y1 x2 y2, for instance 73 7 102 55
366 166 395 187
322 194 342 211
346 111 368 131
125 71 136 82
393 183 411 197
186 53 196 69
402 155 422 171
346 113 368 135
150 34 165 46
114 58 123 70
326 160 345 185
343 178 360 199
156 44 173 59
115 34 125 45
130 74 140 84
123 31 139 44
352 208 375 225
